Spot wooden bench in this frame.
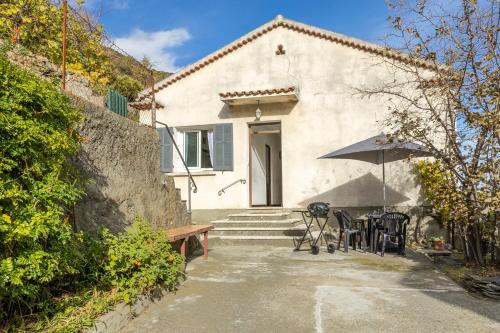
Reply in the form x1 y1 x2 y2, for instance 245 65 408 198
167 224 214 259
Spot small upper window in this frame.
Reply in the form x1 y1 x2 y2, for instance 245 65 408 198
183 129 213 169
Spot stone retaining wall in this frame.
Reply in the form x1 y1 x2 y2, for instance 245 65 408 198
72 98 191 232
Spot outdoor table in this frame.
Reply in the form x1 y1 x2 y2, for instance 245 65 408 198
292 209 334 254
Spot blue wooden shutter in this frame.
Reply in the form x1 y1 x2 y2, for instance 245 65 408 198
213 123 233 171
158 127 173 173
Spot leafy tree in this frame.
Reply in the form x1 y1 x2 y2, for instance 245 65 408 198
358 0 499 265
0 49 84 319
111 75 143 100
140 56 153 70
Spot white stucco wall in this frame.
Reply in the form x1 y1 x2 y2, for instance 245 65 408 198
150 20 423 210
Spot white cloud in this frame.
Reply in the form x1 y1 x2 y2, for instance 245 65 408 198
113 28 190 72
109 0 129 10
76 0 129 11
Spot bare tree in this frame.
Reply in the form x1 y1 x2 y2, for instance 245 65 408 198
358 0 499 265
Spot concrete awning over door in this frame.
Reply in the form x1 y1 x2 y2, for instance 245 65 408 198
219 86 299 106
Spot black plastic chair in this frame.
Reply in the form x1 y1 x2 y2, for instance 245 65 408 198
375 212 409 256
334 210 367 253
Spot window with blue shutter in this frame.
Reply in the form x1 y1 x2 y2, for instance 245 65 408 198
213 123 233 171
157 127 173 173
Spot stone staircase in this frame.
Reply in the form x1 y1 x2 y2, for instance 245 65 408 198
204 209 307 246
165 177 191 226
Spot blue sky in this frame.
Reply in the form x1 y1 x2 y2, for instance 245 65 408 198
82 0 392 72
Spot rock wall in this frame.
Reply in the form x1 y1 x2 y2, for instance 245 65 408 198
72 98 191 233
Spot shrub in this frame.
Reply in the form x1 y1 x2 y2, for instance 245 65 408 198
10 220 184 332
111 75 143 100
0 48 84 319
0 49 184 330
28 221 184 332
100 218 185 304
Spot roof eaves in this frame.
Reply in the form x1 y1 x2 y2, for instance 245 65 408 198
219 86 296 98
129 101 163 110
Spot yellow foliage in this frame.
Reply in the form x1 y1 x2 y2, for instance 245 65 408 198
0 0 111 90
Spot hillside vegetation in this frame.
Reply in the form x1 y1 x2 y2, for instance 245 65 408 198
0 0 169 100
107 48 170 92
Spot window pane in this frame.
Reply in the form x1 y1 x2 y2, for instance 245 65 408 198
200 130 213 168
185 132 198 167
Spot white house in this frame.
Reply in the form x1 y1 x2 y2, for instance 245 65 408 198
134 15 432 219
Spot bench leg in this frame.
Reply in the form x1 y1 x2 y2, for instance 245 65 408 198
203 231 208 259
180 238 187 257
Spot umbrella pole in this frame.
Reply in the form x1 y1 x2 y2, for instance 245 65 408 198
383 150 386 211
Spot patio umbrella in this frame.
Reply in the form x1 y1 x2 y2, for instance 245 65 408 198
319 133 432 210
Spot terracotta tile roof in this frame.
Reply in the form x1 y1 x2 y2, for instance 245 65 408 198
219 86 296 98
128 101 163 110
137 16 439 103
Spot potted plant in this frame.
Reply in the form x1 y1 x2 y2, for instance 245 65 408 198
430 236 445 250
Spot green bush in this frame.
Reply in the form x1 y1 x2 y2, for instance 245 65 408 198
0 48 84 319
0 50 184 330
111 75 143 100
101 218 185 304
24 220 184 332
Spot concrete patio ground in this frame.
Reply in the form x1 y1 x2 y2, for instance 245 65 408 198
119 246 500 333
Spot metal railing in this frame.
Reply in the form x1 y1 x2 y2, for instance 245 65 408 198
218 179 246 196
156 120 197 213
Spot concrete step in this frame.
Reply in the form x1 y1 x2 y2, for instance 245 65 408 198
227 212 291 221
212 226 306 237
209 235 298 247
210 219 303 228
244 209 287 214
